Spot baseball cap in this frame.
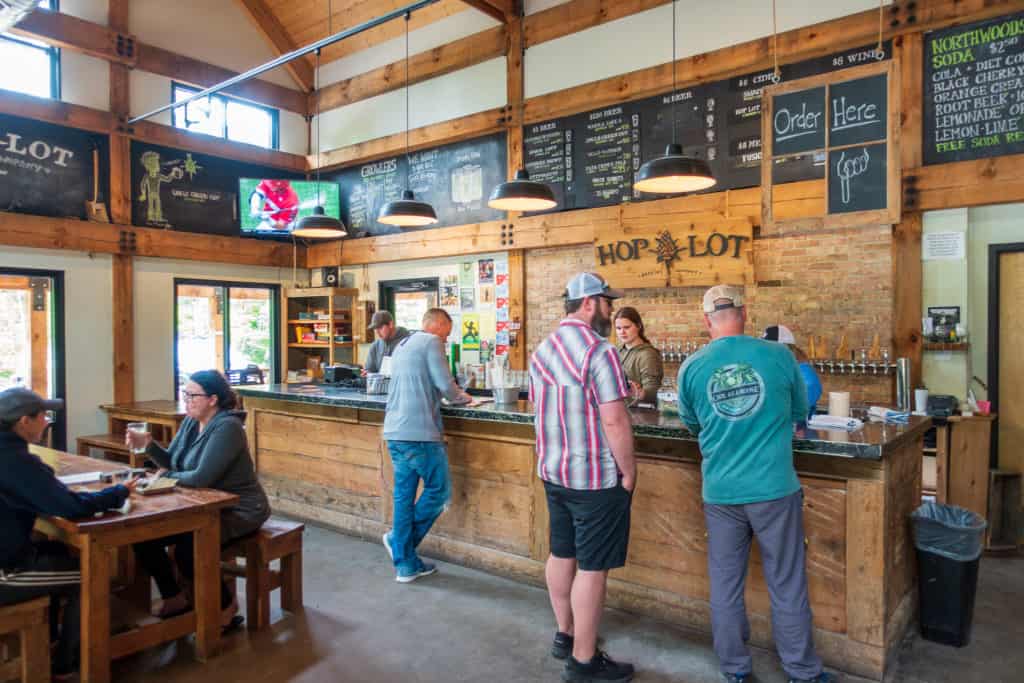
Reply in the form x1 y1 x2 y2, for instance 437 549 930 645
565 272 623 301
0 387 63 424
369 311 394 329
762 324 796 345
702 284 744 313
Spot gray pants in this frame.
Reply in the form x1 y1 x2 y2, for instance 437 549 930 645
704 489 823 680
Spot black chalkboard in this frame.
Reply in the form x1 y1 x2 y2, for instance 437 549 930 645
828 143 886 214
522 42 892 214
923 12 1024 165
330 133 506 236
829 73 887 147
771 86 827 155
0 113 106 220
130 141 300 236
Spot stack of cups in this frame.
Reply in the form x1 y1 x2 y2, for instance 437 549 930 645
828 391 851 417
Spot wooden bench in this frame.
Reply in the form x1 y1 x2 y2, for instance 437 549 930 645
222 518 304 631
0 597 50 683
75 433 146 468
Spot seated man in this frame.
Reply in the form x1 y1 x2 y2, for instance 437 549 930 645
0 388 135 680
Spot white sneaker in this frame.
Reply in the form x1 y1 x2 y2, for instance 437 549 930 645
382 531 394 561
395 562 437 584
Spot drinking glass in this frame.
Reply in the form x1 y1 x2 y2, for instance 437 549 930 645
126 422 150 455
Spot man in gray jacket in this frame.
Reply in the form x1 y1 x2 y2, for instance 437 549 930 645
382 308 470 582
363 311 412 375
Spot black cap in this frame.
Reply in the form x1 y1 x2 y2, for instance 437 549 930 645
0 387 63 423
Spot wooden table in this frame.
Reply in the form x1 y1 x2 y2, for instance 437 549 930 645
100 400 187 443
30 446 237 683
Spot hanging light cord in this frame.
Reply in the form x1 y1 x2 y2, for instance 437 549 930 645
771 0 780 83
876 0 884 58
405 11 411 190
671 0 677 145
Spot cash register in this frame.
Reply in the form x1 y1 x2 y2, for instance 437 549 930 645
323 364 365 389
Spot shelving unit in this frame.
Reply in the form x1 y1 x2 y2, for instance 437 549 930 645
923 342 969 352
281 287 359 383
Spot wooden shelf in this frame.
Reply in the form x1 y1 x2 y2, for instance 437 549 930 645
288 342 330 348
923 342 969 352
288 319 331 324
923 447 937 454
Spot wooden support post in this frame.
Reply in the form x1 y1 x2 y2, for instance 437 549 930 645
112 255 134 404
892 213 923 395
507 250 526 371
504 12 523 218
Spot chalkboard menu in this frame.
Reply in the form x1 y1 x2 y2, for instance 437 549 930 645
829 143 887 214
923 12 1024 165
330 133 506 236
524 42 891 214
0 113 106 220
130 141 300 236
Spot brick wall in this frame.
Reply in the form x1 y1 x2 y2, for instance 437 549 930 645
526 225 895 406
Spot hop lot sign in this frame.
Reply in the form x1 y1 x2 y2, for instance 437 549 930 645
593 217 753 288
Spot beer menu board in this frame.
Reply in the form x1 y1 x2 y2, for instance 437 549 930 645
923 12 1024 164
331 133 506 236
524 42 890 213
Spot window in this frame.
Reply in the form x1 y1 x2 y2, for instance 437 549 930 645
0 1 59 99
173 280 279 394
171 82 279 149
0 268 66 450
378 278 439 331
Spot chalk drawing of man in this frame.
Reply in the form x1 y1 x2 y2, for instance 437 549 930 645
138 151 183 225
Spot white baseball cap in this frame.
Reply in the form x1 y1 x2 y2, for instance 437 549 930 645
702 284 744 313
762 324 796 345
565 272 623 300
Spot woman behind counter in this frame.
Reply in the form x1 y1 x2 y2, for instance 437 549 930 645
614 307 664 405
128 370 270 626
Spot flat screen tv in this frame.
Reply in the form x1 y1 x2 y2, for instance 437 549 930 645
239 178 341 234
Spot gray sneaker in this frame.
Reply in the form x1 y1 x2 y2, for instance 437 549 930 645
723 674 755 683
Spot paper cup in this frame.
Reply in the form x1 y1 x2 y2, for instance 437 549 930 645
914 389 929 414
828 391 851 418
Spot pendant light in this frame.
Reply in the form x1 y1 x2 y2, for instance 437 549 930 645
378 12 438 227
487 5 557 212
294 0 347 238
633 0 716 194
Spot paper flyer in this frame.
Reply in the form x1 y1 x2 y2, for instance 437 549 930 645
479 309 497 340
461 314 480 350
459 261 475 287
478 258 494 283
460 288 475 311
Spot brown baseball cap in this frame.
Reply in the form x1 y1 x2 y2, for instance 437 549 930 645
369 310 394 329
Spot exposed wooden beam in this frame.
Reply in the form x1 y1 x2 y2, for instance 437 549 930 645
904 155 1024 212
313 106 508 170
112 254 135 403
109 0 132 226
312 25 506 112
892 213 922 397
0 211 302 268
233 0 315 92
524 0 1019 124
0 89 309 171
460 0 512 23
522 0 668 47
12 9 307 114
108 0 130 119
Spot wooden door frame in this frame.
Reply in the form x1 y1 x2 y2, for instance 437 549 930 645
0 267 67 451
987 241 1024 469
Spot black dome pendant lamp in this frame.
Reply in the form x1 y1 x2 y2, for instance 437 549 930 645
488 6 557 213
378 12 437 227
294 0 347 239
633 0 716 195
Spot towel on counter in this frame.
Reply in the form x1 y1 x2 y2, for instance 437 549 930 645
807 415 864 431
867 406 910 424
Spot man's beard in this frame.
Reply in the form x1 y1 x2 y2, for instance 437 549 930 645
591 308 612 337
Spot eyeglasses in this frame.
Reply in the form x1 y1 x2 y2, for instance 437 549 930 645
180 390 210 402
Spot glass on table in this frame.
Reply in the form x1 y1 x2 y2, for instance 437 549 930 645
126 422 150 454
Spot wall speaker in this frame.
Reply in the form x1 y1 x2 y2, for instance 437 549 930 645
322 267 339 286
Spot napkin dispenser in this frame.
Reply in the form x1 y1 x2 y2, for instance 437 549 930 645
926 394 958 418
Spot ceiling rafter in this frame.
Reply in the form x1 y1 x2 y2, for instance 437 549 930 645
459 0 515 23
233 0 315 92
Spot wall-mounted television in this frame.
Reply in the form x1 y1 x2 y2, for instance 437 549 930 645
239 178 341 234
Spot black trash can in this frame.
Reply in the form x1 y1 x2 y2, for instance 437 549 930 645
911 502 987 647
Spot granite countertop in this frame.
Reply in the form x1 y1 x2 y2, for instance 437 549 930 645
239 384 931 460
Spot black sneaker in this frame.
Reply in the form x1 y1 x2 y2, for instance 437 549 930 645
789 673 836 683
552 631 574 659
724 673 756 683
562 650 634 682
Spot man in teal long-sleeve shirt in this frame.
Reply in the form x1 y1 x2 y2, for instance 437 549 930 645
677 285 833 683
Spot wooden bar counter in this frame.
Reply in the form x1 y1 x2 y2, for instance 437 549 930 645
238 384 929 680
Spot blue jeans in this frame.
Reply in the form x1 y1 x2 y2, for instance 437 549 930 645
386 440 451 574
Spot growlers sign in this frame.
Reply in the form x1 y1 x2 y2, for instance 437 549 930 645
593 217 753 288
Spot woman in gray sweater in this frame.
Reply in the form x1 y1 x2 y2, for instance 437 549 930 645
130 370 270 624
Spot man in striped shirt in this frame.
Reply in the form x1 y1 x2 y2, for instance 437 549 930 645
529 272 637 683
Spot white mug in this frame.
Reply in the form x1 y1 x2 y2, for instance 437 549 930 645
915 389 929 414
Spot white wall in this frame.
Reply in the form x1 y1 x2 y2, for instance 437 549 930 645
0 248 113 445
133 257 288 401
922 209 969 397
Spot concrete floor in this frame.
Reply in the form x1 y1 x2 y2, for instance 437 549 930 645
112 524 1024 683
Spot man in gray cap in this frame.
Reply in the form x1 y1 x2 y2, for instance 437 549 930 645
0 387 137 679
676 286 832 683
530 272 637 683
362 310 412 375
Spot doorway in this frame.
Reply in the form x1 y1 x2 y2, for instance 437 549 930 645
988 242 1024 526
378 278 439 331
0 268 66 450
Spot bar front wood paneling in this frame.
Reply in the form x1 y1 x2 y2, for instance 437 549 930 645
242 392 925 680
